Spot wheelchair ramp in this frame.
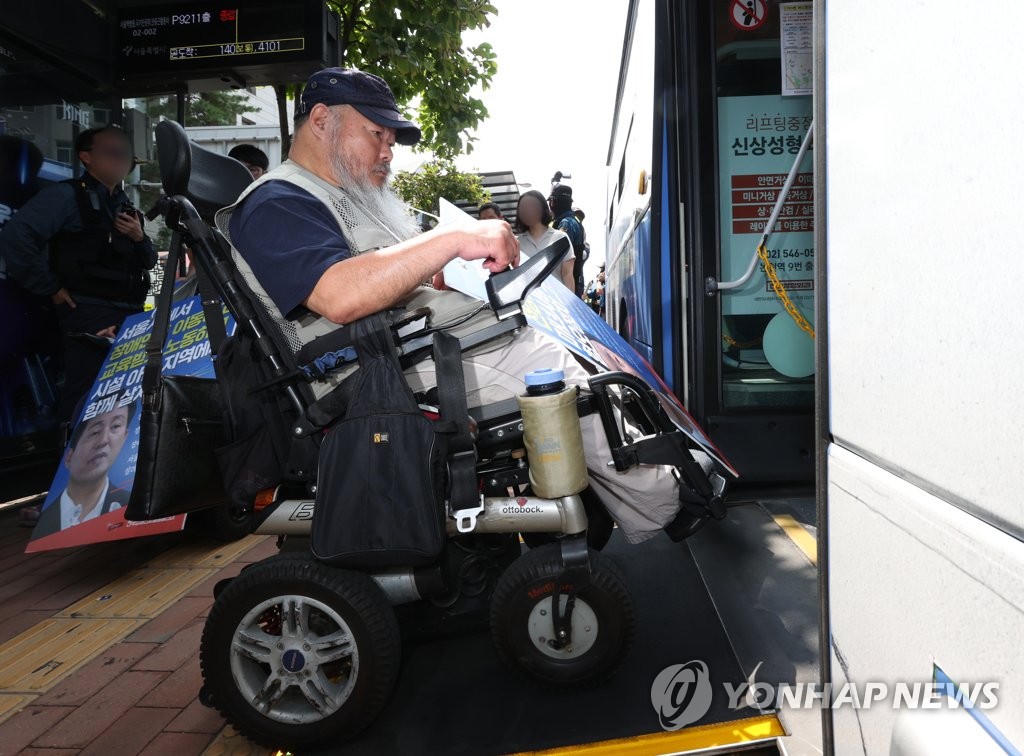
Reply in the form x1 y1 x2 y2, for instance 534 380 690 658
322 530 781 756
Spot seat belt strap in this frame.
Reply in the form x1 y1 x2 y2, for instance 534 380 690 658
433 330 477 514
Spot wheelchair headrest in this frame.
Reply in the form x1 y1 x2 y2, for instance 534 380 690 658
155 119 254 223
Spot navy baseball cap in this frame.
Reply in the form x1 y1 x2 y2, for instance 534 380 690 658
296 68 421 146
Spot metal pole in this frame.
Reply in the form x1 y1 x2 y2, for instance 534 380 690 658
813 0 834 752
707 123 814 293
175 85 186 125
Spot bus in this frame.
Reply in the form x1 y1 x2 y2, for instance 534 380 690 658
605 0 816 486
609 1 1024 751
820 1 1023 752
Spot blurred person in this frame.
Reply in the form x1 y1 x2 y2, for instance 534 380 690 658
228 144 270 179
514 190 575 289
0 125 156 424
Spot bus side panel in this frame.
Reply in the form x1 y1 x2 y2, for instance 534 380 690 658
605 0 655 360
827 0 1024 537
828 445 1024 752
607 210 654 365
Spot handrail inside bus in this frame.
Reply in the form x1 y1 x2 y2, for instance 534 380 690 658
706 122 814 295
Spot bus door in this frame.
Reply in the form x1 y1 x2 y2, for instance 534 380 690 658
678 0 816 484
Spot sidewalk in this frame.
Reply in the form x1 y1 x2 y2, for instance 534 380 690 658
0 507 278 755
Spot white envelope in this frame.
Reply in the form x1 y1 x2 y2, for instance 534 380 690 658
438 198 490 301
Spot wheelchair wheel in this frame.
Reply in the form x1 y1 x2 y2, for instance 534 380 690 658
490 543 634 688
199 554 400 750
521 487 615 551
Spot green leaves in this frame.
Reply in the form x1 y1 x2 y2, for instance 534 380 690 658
338 0 499 160
144 91 260 127
391 160 490 220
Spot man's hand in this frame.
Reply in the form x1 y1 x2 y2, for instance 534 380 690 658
94 326 117 339
114 212 145 243
456 219 519 273
51 288 76 308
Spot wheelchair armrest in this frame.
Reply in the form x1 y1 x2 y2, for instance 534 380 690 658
485 237 568 317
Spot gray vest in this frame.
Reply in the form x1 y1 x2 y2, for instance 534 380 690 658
215 160 503 398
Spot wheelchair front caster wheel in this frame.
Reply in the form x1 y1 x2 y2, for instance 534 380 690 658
199 554 400 750
489 543 635 688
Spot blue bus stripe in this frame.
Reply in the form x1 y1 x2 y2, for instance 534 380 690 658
660 110 675 392
934 666 1021 755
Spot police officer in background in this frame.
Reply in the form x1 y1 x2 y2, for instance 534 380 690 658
0 124 156 422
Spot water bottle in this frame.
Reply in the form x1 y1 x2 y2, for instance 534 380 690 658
517 368 588 498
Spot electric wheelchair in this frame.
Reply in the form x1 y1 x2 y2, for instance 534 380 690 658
145 119 729 750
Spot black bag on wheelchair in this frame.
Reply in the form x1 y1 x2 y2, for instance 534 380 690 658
129 374 227 519
311 315 447 568
126 246 230 521
214 329 316 510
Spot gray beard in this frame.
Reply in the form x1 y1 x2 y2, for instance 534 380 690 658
331 157 420 243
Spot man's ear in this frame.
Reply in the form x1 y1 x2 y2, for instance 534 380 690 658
309 103 332 137
78 150 92 170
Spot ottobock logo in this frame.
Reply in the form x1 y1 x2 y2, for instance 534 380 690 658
650 660 713 730
288 501 316 521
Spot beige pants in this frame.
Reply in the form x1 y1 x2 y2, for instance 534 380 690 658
404 325 681 544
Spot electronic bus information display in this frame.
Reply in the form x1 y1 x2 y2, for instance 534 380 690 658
118 0 325 79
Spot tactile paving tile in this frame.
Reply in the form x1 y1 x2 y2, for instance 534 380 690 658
56 567 216 619
0 617 142 692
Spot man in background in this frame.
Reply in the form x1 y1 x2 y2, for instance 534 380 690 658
228 144 270 179
477 201 503 221
548 184 586 295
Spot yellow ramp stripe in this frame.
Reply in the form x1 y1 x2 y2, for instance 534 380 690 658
770 512 817 566
510 714 785 755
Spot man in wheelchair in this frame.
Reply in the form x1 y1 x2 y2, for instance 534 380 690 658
217 67 717 547
181 68 730 749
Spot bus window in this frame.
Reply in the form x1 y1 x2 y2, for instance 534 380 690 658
714 0 814 409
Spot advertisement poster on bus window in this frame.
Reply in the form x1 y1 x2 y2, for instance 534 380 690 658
717 94 814 317
26 295 235 553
